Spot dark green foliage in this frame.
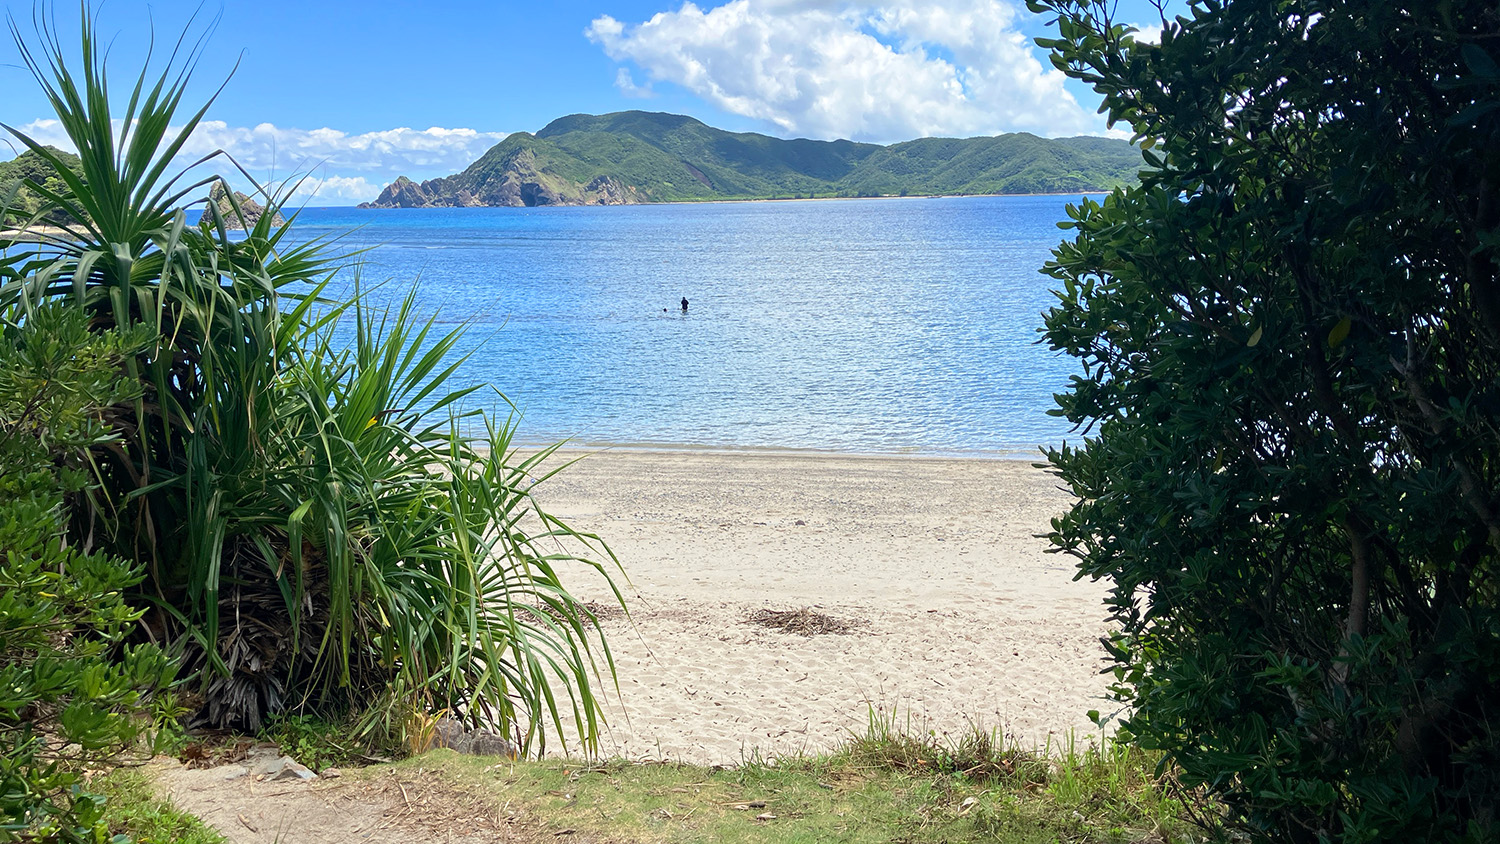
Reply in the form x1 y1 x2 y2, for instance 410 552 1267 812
0 304 171 842
0 146 82 225
378 110 1143 204
1033 1 1500 841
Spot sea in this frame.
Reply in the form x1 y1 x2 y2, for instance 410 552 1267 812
284 194 1092 457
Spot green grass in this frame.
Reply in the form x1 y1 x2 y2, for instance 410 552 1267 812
92 701 1203 844
94 768 226 844
93 714 1203 844
383 714 1204 844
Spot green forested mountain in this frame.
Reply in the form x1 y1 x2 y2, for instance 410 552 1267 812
0 146 83 222
361 111 1142 208
840 133 1142 196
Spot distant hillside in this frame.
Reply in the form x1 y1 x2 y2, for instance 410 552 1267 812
207 182 286 230
0 146 83 223
2 150 283 231
361 111 1143 208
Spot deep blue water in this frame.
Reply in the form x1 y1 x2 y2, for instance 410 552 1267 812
284 195 1086 456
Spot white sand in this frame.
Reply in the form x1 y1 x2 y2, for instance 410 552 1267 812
528 449 1116 765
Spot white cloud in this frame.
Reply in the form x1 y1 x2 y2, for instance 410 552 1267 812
180 122 511 175
586 0 1100 142
279 175 384 204
615 68 656 98
5 119 511 205
1127 22 1163 44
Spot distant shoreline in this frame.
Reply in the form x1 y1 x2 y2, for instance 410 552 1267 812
655 189 1111 207
348 189 1112 212
0 224 73 240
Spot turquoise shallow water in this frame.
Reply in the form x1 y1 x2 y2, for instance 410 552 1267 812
288 195 1088 455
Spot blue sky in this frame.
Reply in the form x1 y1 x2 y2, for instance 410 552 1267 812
0 0 1182 204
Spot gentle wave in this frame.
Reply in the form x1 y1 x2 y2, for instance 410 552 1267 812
286 195 1089 455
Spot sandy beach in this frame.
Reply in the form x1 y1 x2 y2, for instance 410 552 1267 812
151 449 1118 843
529 449 1116 765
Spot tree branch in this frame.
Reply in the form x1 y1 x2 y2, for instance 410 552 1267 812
1392 330 1500 550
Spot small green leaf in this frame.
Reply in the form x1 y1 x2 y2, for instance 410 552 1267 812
1247 326 1263 347
1328 316 1352 348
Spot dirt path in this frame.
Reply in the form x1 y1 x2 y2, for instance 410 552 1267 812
153 755 589 844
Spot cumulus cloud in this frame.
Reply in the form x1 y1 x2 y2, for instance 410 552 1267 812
586 0 1099 142
280 175 384 204
6 119 511 205
1127 22 1164 44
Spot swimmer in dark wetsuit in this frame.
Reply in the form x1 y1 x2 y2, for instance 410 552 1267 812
681 297 689 312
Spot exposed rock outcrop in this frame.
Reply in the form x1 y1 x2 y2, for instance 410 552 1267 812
359 147 641 209
366 175 432 208
415 715 519 758
584 174 637 204
208 183 286 229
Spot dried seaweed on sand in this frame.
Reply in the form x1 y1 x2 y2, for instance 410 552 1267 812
745 608 860 636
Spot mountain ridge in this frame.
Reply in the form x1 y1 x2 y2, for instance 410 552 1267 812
360 111 1143 208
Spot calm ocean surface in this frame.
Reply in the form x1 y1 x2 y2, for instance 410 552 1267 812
286 195 1088 456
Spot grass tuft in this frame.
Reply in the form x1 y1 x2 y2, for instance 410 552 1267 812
93 767 226 844
842 704 1050 783
370 709 1210 844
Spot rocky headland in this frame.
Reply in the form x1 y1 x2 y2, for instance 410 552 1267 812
359 147 639 209
209 183 286 229
359 110 1143 209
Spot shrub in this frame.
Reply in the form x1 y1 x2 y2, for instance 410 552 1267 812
0 304 171 841
1 8 621 755
1032 1 1500 840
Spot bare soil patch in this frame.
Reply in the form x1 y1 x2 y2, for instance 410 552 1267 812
153 756 630 844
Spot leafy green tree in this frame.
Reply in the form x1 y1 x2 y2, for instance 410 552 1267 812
1031 0 1500 840
0 303 170 842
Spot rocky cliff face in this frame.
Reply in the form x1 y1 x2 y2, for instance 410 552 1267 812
367 176 431 208
208 183 286 229
360 148 641 209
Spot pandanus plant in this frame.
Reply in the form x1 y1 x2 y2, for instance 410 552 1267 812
0 5 623 754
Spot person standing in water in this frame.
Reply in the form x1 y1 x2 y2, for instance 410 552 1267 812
681 297 689 312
